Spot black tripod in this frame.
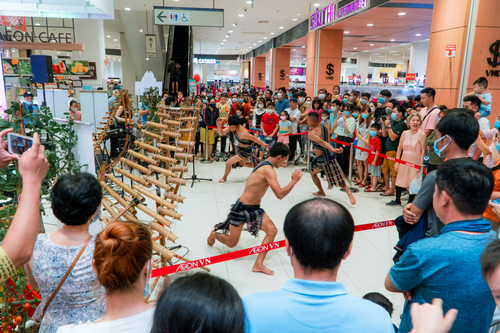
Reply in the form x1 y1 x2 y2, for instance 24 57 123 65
183 158 212 187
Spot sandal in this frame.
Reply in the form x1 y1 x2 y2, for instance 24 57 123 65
358 183 367 187
364 188 378 192
380 192 394 196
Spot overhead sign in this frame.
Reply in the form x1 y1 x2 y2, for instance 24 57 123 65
289 67 305 75
146 34 157 58
214 70 238 76
193 58 217 64
154 7 224 27
310 0 377 31
446 44 456 58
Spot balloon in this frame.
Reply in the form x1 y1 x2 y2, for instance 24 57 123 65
194 74 200 82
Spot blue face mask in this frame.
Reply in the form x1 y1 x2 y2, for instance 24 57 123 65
287 93 293 97
91 212 100 224
434 135 451 158
360 99 368 105
342 98 348 104
378 97 385 104
238 99 244 103
25 101 33 106
203 100 208 104
361 113 369 119
495 120 500 130
352 113 359 118
344 111 350 117
143 260 151 297
236 112 241 116
391 113 397 120
370 130 378 137
496 142 500 153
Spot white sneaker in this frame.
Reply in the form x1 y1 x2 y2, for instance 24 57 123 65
401 193 409 200
299 158 305 164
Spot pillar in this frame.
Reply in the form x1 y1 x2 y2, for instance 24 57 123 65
253 56 266 88
408 41 429 78
120 32 137 94
269 49 275 91
272 47 291 91
306 29 343 97
356 52 370 85
73 19 106 88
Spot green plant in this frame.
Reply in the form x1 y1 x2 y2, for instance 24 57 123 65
143 87 161 123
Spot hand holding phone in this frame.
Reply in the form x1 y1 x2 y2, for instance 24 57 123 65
8 133 34 156
0 128 20 169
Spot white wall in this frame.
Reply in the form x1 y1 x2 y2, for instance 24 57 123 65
193 63 241 82
105 61 122 79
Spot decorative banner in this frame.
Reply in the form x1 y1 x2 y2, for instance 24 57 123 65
2 57 91 76
289 67 306 75
0 16 26 32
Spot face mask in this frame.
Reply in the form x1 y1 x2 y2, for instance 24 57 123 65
267 110 274 114
370 106 376 112
370 130 378 137
25 101 33 106
258 104 264 109
361 113 369 119
342 98 348 104
203 100 208 104
143 260 151 297
238 99 244 103
495 120 500 130
276 93 283 99
352 113 359 118
299 97 305 103
71 107 78 112
287 93 293 97
434 135 451 158
237 112 241 116
344 111 350 117
91 212 100 224
322 116 328 121
391 113 397 120
386 107 392 114
378 97 386 104
210 103 217 109
497 142 500 153
306 101 311 105
319 94 326 100
332 107 337 112
360 99 368 105
281 116 287 120
232 98 237 103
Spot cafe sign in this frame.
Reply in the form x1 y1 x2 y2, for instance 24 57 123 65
310 0 371 31
0 30 73 43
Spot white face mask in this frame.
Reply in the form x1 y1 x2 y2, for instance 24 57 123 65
280 116 286 120
306 101 311 105
319 94 326 100
71 107 78 112
370 106 376 112
322 116 328 121
267 109 274 114
298 97 305 103
258 104 264 109
277 93 283 99
332 107 337 112
232 98 237 103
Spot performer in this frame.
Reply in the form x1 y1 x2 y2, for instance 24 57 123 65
218 115 269 183
208 143 303 275
307 112 356 205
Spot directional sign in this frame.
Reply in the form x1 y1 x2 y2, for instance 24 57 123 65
146 34 157 58
153 7 224 27
446 44 456 58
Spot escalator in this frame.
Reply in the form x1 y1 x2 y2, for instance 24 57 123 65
163 25 193 95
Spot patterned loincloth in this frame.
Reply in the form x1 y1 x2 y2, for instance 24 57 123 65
310 154 346 188
214 199 264 237
237 145 261 167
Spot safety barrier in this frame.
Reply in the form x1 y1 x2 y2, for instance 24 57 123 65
151 219 395 277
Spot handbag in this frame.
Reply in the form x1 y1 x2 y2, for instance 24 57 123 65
409 174 421 195
27 235 92 333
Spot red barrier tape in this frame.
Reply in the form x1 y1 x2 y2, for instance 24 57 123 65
207 126 308 137
151 219 395 277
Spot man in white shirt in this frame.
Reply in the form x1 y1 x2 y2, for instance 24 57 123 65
419 87 440 137
464 95 490 160
286 97 302 163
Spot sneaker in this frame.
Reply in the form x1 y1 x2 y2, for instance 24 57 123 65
401 193 409 200
386 200 401 206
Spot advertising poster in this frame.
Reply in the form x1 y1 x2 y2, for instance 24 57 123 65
289 68 306 75
0 16 26 32
2 58 91 76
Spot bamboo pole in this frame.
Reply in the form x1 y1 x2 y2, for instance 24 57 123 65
167 177 187 186
146 121 168 130
143 175 174 191
164 192 185 203
152 242 210 272
171 166 189 172
158 207 182 220
132 185 177 210
161 131 181 138
106 174 145 202
149 165 178 178
100 181 137 215
124 197 173 228
116 168 152 188
176 140 195 148
134 141 162 154
150 221 177 242
120 157 154 175
174 153 193 161
101 199 119 218
158 143 184 152
141 129 162 140
127 150 158 166
151 154 180 165
103 196 138 221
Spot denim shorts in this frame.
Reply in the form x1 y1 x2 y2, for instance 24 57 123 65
259 135 277 151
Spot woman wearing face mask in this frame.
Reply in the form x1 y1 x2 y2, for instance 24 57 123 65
176 91 185 107
322 101 331 114
253 98 266 129
327 100 342 148
392 112 426 205
57 221 155 333
354 105 374 187
332 104 356 175
68 100 81 121
25 173 105 333
368 101 377 114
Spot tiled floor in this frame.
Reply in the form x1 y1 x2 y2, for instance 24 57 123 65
42 160 406 326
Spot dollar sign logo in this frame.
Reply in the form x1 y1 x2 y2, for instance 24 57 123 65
326 63 334 75
488 40 500 68
280 69 285 78
258 73 263 80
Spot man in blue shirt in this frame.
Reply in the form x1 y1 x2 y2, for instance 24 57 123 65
243 198 394 332
275 87 290 113
138 97 150 124
386 158 496 333
22 92 39 125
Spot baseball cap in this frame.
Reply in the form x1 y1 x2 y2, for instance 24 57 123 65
290 97 298 103
23 92 34 98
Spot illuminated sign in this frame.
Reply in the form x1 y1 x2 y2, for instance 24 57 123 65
310 0 374 31
310 3 335 30
193 58 217 64
336 0 368 20
0 30 73 43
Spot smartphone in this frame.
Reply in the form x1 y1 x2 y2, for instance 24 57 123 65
7 133 33 156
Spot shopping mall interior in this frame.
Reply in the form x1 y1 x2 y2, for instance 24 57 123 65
1 0 500 332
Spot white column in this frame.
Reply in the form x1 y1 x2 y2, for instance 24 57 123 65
73 19 106 88
120 32 137 95
201 64 208 84
356 52 370 85
409 41 429 77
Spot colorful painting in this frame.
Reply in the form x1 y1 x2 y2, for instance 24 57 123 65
0 16 26 32
2 58 91 76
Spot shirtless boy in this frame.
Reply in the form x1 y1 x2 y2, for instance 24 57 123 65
307 112 356 205
208 143 303 275
218 115 269 183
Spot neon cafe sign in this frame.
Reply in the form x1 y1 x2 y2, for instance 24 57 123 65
310 0 369 31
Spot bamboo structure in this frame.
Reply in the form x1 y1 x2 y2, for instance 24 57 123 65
97 104 209 299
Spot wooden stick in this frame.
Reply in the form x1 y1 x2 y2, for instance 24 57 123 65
141 129 162 140
103 196 138 222
158 143 184 152
146 121 167 130
120 157 154 175
126 198 172 228
150 221 177 242
168 177 187 186
115 168 152 188
132 185 177 210
156 113 170 118
152 242 210 272
176 140 195 148
164 192 185 203
101 199 119 218
109 198 140 224
161 131 181 138
174 153 193 161
134 141 162 154
151 154 181 165
127 150 158 166
143 175 174 191
158 207 182 220
100 181 137 215
171 166 189 172
106 174 145 202
149 165 178 178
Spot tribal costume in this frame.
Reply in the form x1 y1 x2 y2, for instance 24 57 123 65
234 130 261 167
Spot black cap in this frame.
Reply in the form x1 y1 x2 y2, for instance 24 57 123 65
290 97 298 103
23 92 33 98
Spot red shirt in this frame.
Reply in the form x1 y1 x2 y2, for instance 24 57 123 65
229 103 250 118
366 136 383 166
261 112 280 136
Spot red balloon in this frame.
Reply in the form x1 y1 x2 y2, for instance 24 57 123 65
194 74 200 82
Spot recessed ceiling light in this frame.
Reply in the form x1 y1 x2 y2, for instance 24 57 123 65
416 34 421 36
263 37 268 39
124 7 131 11
370 44 374 46
271 32 275 34
253 43 257 45
367 23 373 26
279 26 284 29
229 30 233 33
146 58 149 60
353 47 357 49
35 23 40 26
114 39 118 41
313 3 320 6
140 30 143 32
106 35 110 38
221 42 224 44
344 31 349 34
57 52 60 54
399 12 406 15
293 49 296 51
298 13 300 16
233 23 237 26
293 18 297 21
390 39 396 41
223 39 226 41
239 14 244 17
258 40 262 42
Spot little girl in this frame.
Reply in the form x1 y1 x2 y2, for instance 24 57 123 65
278 111 292 167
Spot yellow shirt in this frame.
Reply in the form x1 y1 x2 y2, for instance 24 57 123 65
219 104 229 120
0 246 15 283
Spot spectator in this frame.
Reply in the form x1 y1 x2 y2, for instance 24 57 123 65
25 173 106 332
260 102 279 155
361 123 383 192
57 221 155 333
374 90 392 124
426 108 452 172
167 59 179 93
152 273 244 333
275 87 290 113
332 85 341 101
244 198 394 332
68 100 81 121
200 97 219 161
361 92 371 105
463 95 490 161
317 88 327 103
328 100 343 147
285 97 302 164
419 88 440 137
386 158 496 333
230 93 250 119
138 96 150 124
465 77 492 118
253 97 266 129
107 89 120 109
297 91 307 112
332 104 356 175
0 131 48 284
355 104 373 187
474 113 500 168
363 292 398 332
403 109 479 237
350 90 361 106
481 240 500 310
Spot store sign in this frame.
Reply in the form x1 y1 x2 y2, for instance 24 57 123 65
310 3 335 30
406 73 416 80
214 69 238 76
193 58 217 64
0 30 73 43
80 62 96 80
380 72 388 78
310 0 371 30
154 7 224 28
290 67 305 75
336 0 368 20
146 34 157 58
486 40 500 76
397 71 406 78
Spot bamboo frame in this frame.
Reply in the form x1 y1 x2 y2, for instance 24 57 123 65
127 150 158 166
120 157 154 175
100 181 137 215
132 185 176 210
134 141 163 154
148 165 178 178
151 154 181 165
106 174 145 203
115 168 152 188
143 175 174 191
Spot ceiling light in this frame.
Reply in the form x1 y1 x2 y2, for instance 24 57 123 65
399 12 406 15
146 58 149 60
221 42 224 44
314 3 320 6
258 40 262 42
344 31 349 34
67 53 70 56
225 35 230 37
370 44 374 46
263 37 268 39
416 34 421 36
113 58 116 60
271 32 275 34
367 23 373 26
223 39 226 41
253 43 257 45
124 7 131 11
279 26 284 29
302 46 306 48
114 39 118 41
298 13 300 15
35 23 40 26
57 52 60 54
229 30 233 33
106 35 110 38
293 49 296 51
353 47 357 49
233 23 237 26
140 30 143 32
390 39 396 41
293 19 297 21
239 14 244 17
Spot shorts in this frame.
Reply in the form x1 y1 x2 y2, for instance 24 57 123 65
382 151 397 176
368 164 382 177
237 145 260 167
170 73 179 82
200 127 215 144
213 199 264 237
277 135 289 144
259 135 277 151
310 154 346 188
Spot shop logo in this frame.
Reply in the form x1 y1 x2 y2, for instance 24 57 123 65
279 69 286 80
326 63 334 75
258 73 263 80
488 40 500 68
